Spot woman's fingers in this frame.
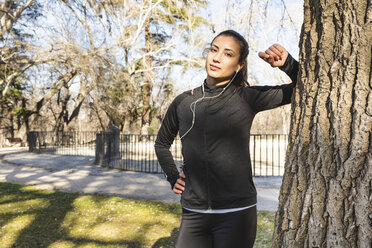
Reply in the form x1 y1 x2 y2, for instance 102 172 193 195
258 51 269 60
173 174 186 194
266 46 283 61
272 44 284 53
259 44 288 67
177 177 185 186
173 181 184 194
259 49 277 64
173 186 183 194
258 51 273 64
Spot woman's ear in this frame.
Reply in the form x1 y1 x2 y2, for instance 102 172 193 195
237 62 245 72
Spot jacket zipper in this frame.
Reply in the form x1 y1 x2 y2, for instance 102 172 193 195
204 99 212 210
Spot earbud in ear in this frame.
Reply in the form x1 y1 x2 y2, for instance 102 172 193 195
236 65 240 73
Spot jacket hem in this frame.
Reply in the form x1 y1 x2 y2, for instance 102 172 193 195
180 194 257 210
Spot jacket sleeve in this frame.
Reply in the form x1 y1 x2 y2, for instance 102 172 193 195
242 53 299 113
154 96 182 190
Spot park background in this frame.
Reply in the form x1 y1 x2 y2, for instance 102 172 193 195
0 1 303 247
0 0 302 145
0 1 302 247
2 0 370 247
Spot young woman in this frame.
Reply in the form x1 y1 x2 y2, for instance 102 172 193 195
155 30 298 248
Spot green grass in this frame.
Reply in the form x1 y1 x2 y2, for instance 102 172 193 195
0 182 275 247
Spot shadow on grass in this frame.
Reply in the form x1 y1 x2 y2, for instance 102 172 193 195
152 228 178 248
0 182 274 247
0 183 145 247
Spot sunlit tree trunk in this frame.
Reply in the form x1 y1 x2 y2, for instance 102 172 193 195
142 17 152 134
273 1 372 247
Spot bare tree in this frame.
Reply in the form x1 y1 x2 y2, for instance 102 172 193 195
0 0 36 40
19 0 208 133
273 1 371 247
0 0 47 97
0 0 27 93
0 0 45 138
140 0 208 133
64 0 209 132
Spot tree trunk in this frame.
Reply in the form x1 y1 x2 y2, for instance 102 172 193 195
54 88 70 133
142 17 152 134
22 98 30 134
273 1 371 247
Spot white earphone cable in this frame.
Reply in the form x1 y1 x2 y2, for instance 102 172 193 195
180 70 239 140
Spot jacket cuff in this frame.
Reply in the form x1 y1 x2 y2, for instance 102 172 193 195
279 53 294 72
167 176 178 190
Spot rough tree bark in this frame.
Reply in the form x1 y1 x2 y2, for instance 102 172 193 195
273 1 371 247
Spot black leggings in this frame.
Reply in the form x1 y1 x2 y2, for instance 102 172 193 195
176 206 257 248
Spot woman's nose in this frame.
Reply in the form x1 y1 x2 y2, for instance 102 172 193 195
213 52 222 62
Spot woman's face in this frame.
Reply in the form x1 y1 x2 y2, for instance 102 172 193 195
205 35 241 84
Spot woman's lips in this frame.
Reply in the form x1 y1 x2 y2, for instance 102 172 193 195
210 64 220 71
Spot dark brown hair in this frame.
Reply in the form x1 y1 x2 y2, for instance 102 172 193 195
211 30 249 86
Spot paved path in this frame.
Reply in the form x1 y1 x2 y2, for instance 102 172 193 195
0 148 282 211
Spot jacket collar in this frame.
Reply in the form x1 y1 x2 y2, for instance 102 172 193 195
202 79 236 92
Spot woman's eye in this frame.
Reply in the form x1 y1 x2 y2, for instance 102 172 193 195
210 48 217 52
225 53 232 57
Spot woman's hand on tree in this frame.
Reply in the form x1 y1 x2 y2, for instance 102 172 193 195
173 171 186 194
258 44 288 67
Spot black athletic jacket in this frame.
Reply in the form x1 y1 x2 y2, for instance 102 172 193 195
155 54 298 210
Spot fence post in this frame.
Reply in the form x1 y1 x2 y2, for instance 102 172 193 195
95 132 104 165
95 125 120 166
27 132 37 152
105 125 120 166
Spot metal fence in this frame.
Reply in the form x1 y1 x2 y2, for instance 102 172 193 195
27 131 96 156
27 131 288 176
112 133 288 176
110 134 183 173
250 134 288 176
